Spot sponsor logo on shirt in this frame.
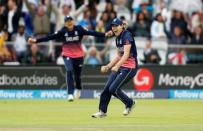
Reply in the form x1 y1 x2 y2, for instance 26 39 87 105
65 36 79 42
64 33 68 36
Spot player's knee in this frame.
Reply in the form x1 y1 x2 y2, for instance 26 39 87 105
109 87 116 94
67 71 73 76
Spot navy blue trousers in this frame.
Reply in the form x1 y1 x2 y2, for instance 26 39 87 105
99 67 137 113
63 56 83 95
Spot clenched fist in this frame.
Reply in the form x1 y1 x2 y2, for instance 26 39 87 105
101 65 110 73
28 38 37 45
105 31 113 37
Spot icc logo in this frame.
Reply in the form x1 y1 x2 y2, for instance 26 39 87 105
133 68 154 91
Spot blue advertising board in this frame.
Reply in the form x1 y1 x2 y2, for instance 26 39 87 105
169 90 203 99
0 90 169 99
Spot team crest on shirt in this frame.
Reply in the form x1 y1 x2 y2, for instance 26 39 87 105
75 31 78 35
64 33 68 36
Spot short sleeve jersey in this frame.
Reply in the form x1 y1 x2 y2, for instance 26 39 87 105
115 30 138 68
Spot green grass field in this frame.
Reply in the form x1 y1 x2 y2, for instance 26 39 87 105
0 99 203 131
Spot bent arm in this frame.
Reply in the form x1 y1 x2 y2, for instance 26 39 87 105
115 44 131 68
106 52 120 68
74 2 87 18
24 0 35 17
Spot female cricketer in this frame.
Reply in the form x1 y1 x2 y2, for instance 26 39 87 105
28 16 110 101
92 18 138 118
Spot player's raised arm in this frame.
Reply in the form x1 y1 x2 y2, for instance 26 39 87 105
79 25 113 37
28 29 64 45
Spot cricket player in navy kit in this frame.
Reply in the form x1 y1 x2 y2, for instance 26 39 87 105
92 18 138 118
28 16 110 101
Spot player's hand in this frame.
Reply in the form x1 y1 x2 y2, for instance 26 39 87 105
28 38 37 45
105 31 113 37
101 65 109 73
111 65 119 72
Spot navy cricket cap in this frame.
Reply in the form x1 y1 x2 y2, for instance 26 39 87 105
64 15 73 22
111 18 123 26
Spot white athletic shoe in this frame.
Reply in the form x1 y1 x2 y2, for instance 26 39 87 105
92 111 107 118
68 94 74 102
74 89 81 99
123 101 136 116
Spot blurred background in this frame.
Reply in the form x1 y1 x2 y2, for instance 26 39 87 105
0 0 203 66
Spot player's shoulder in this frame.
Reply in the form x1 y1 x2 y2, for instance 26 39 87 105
123 30 132 36
57 26 66 33
75 25 82 28
60 26 67 31
75 25 83 30
53 27 66 35
73 25 82 32
122 30 133 38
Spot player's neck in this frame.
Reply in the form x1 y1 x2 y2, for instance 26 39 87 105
116 30 124 37
67 27 74 31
